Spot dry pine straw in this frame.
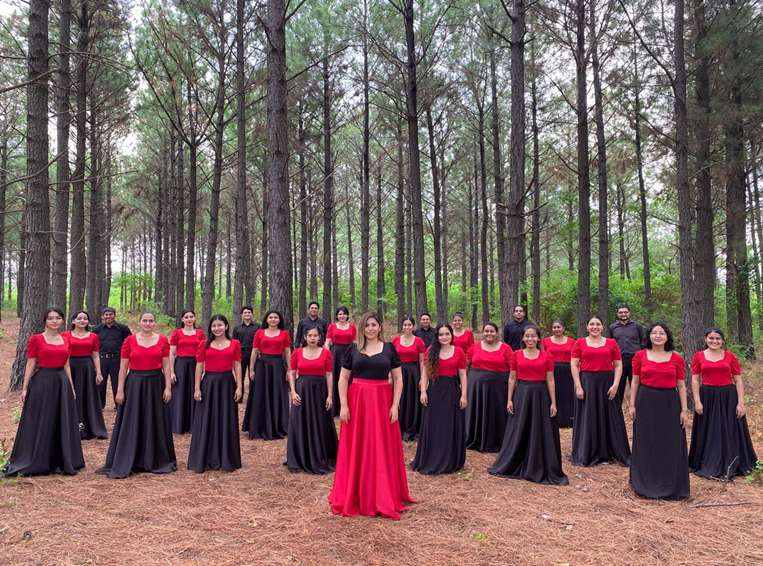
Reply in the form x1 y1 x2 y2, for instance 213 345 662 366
0 318 761 565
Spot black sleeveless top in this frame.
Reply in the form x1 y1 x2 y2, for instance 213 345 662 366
342 342 401 380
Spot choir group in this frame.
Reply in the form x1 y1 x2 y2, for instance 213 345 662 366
4 301 758 520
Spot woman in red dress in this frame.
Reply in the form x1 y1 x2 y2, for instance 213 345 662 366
325 306 357 417
329 312 413 520
5 308 84 476
451 312 474 352
169 310 206 433
541 319 575 428
392 316 426 441
99 311 176 479
64 310 107 439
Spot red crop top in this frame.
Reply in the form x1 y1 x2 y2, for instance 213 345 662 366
197 339 242 373
571 338 621 372
27 334 70 368
121 334 170 371
511 349 554 382
326 323 356 346
632 350 685 389
290 347 333 376
392 335 427 363
541 336 574 363
468 342 513 373
430 347 467 377
690 350 741 387
170 328 206 357
63 331 100 357
253 329 291 355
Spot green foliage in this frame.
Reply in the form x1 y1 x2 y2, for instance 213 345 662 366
0 439 7 471
12 406 21 424
746 460 763 487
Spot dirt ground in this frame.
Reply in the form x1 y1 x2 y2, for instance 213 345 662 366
0 315 761 566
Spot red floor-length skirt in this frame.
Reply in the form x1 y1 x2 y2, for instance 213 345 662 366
328 379 414 520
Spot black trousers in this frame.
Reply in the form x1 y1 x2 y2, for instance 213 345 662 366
617 353 635 404
99 355 121 408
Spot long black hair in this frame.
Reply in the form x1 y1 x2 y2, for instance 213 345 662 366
261 309 285 329
206 314 231 348
178 309 196 329
43 307 66 328
644 322 674 351
426 323 454 378
69 310 91 330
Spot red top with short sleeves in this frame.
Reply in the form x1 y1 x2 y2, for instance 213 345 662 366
511 349 554 382
571 338 622 372
452 329 475 352
632 350 685 389
392 335 426 363
326 323 356 346
27 334 70 367
196 339 241 373
431 347 467 377
468 341 513 373
690 350 741 387
170 328 206 357
290 347 333 376
63 331 100 357
541 336 574 363
121 334 170 371
253 329 291 355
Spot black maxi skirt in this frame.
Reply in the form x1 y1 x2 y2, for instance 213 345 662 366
399 361 423 441
243 354 289 439
489 380 568 485
239 349 252 404
287 375 338 474
412 376 465 474
630 385 689 499
330 343 351 418
689 384 758 479
69 356 107 439
571 371 631 467
170 356 196 434
554 362 575 429
188 371 241 472
5 367 84 476
465 368 508 452
98 370 177 479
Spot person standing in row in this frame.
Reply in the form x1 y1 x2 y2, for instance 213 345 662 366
451 312 474 352
465 322 513 452
93 306 132 409
541 320 575 429
689 328 757 479
64 311 107 439
5 308 84 476
629 323 689 500
608 304 645 404
287 327 337 474
232 306 260 403
503 305 533 351
392 317 427 441
414 312 436 347
329 312 413 520
188 315 242 473
99 311 176 479
571 316 630 467
244 310 291 440
295 301 328 347
490 325 568 486
169 310 206 434
412 324 468 475
325 306 357 417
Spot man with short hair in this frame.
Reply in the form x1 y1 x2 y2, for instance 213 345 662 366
232 306 260 402
414 312 436 347
93 307 132 408
608 304 645 404
502 304 533 351
294 301 328 347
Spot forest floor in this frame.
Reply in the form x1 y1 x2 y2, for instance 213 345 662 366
0 315 762 565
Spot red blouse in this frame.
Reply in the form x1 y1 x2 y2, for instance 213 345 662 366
571 338 621 372
452 329 475 352
27 334 70 368
63 331 100 357
431 347 467 377
253 329 291 355
468 342 513 373
511 350 554 382
690 350 741 387
196 339 241 373
541 336 574 363
392 335 426 363
290 347 333 376
326 323 356 346
121 334 170 371
170 328 206 357
633 350 685 389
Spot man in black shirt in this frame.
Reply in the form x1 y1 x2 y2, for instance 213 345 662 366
93 307 132 408
294 301 328 347
232 306 260 401
608 304 645 404
502 305 533 351
414 312 436 347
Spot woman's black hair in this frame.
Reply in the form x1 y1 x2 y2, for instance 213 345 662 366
335 305 350 320
482 321 500 333
644 322 674 351
43 307 66 327
401 316 416 327
704 327 725 342
262 309 285 329
520 324 541 349
69 310 91 330
452 311 465 320
551 318 565 328
303 326 321 342
426 323 454 377
206 314 231 348
586 315 605 328
241 305 254 314
178 309 196 329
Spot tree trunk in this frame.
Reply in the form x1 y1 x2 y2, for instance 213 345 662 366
261 162 269 312
376 163 385 319
86 92 102 315
298 103 308 316
175 117 185 311
530 40 541 323
185 80 199 310
575 0 591 335
395 123 405 327
489 47 508 323
322 54 334 319
750 138 763 332
632 39 651 315
0 137 7 320
478 109 489 324
17 215 26 318
616 182 627 279
346 195 356 311
440 146 449 315
426 107 444 321
469 155 479 330
102 147 112 305
360 155 370 312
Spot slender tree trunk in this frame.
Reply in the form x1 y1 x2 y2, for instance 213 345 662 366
261 163 269 311
86 92 102 315
332 216 339 309
376 164 385 318
395 123 405 327
175 119 185 310
750 138 763 332
575 0 591 335
490 46 508 322
530 41 541 323
632 41 651 315
346 195 356 311
440 147 449 315
405 182 413 317
360 155 370 312
0 137 7 319
478 110 489 324
102 148 112 305
17 216 26 318
616 182 627 279
297 104 308 316
426 107 444 321
185 80 199 310
469 154 479 329
322 54 334 318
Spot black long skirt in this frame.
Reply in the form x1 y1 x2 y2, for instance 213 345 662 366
69 356 107 439
571 371 631 466
170 356 196 434
554 362 575 429
412 376 465 474
98 370 177 479
465 369 508 452
630 385 689 499
239 349 252 403
330 343 351 418
287 375 338 474
689 384 758 479
399 361 423 441
489 380 568 485
5 368 84 476
188 371 241 472
243 354 289 439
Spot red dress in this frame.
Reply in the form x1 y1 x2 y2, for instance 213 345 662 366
121 335 170 371
392 335 426 363
170 328 206 357
326 323 356 345
452 329 475 352
541 337 574 364
63 332 100 357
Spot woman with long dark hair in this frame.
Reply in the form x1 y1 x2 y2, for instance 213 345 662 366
99 311 176 478
5 308 84 476
689 328 757 479
188 314 242 473
412 324 468 474
451 312 474 353
465 322 513 452
541 319 575 428
490 325 567 485
392 316 426 441
287 327 337 474
169 310 205 433
628 323 689 499
570 315 630 467
243 310 291 439
329 312 413 520
63 310 107 439
325 306 356 417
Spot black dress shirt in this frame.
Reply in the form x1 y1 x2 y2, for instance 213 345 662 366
294 317 329 347
93 322 132 355
414 327 436 348
233 322 260 351
502 318 533 351
608 320 645 356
